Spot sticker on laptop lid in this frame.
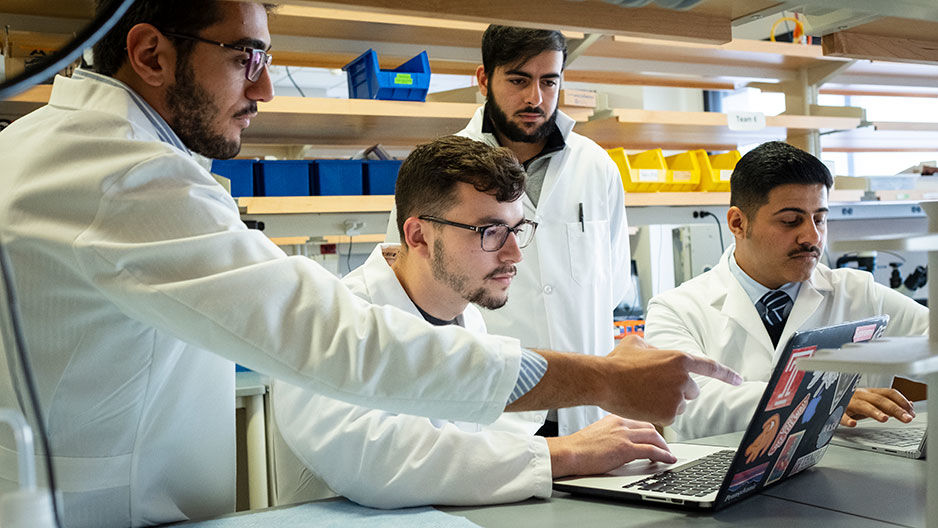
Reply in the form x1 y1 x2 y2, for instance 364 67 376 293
790 445 828 474
728 462 768 493
817 405 843 448
802 394 821 424
744 414 779 463
806 370 839 398
766 346 817 411
769 394 810 456
766 430 804 485
853 324 878 342
831 373 859 413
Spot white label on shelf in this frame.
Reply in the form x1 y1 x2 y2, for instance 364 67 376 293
720 169 734 181
727 111 766 131
672 170 692 182
637 169 661 182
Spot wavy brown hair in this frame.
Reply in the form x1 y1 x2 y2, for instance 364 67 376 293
395 136 526 242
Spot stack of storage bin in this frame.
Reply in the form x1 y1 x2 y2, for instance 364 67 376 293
210 159 403 197
607 148 740 192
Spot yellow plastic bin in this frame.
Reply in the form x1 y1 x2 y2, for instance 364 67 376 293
607 148 668 192
607 148 638 192
663 151 701 192
696 149 740 192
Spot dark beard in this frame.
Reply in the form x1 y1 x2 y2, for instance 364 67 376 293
431 240 508 311
486 92 557 144
165 58 248 159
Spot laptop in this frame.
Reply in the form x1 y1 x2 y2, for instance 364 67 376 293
831 400 927 459
554 316 890 511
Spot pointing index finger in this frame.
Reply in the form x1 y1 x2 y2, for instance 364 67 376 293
686 356 743 386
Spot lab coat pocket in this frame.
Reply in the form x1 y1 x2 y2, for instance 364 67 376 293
565 220 610 286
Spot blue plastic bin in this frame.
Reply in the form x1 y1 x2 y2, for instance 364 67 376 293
255 160 311 196
210 159 256 197
313 160 364 196
363 160 402 195
343 49 431 102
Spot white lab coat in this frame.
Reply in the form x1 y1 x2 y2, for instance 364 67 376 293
272 245 550 508
0 71 523 527
386 106 631 436
644 246 928 440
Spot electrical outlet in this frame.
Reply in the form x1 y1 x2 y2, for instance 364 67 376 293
343 219 365 236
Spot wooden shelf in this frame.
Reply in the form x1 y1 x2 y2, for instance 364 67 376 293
245 97 477 147
237 191 907 213
0 85 50 120
575 108 860 151
269 14 938 92
239 195 394 214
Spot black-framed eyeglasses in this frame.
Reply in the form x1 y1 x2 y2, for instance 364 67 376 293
418 215 538 252
161 31 273 82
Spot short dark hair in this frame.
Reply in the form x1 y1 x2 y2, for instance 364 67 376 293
481 25 567 79
730 141 833 218
395 136 526 242
92 0 227 76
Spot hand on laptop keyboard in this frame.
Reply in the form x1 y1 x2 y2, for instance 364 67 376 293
547 415 676 477
842 388 914 428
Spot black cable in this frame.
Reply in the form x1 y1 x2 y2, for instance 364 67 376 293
0 241 63 528
347 235 353 273
694 210 725 252
284 66 306 97
0 0 137 100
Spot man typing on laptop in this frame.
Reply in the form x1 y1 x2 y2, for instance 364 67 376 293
271 136 677 508
644 141 928 441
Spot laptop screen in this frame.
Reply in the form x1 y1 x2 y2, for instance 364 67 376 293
714 316 889 509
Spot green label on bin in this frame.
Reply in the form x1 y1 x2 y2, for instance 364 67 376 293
394 73 414 85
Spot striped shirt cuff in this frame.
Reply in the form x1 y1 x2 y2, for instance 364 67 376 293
507 348 548 404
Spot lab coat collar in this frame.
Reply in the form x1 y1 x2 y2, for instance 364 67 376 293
465 105 574 213
467 104 577 146
714 247 775 351
358 244 466 326
359 244 423 320
715 245 831 353
781 263 831 347
61 69 191 155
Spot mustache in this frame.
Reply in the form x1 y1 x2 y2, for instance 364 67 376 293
788 245 821 258
233 103 258 118
485 265 517 279
515 107 544 116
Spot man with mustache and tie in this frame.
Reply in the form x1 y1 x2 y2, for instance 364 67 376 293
643 141 928 441
272 136 675 508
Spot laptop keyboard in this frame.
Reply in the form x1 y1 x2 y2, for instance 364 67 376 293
836 424 926 448
623 449 735 497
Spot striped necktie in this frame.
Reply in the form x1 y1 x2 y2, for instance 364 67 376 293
757 290 793 347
